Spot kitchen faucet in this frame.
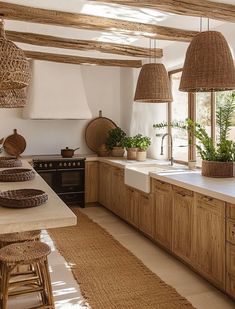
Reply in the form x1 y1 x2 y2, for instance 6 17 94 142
160 133 174 166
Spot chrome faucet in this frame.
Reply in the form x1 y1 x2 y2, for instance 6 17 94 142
160 133 173 166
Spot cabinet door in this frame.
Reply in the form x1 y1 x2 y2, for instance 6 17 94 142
139 193 154 238
194 193 225 288
226 242 235 298
111 167 126 218
98 162 112 209
125 187 139 228
153 180 172 250
85 162 98 203
172 186 193 263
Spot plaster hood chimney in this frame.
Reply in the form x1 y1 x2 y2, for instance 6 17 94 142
23 60 92 120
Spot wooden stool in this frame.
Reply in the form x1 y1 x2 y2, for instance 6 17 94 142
0 230 41 248
0 241 54 309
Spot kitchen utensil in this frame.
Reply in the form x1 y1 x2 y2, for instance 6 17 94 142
61 147 80 158
3 129 26 157
85 111 117 153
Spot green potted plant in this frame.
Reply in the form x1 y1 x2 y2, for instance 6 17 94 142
135 134 151 161
122 135 139 160
153 93 235 177
106 127 126 157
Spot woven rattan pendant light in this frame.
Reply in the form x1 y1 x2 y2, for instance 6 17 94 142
180 29 235 92
0 88 26 108
134 40 172 103
0 19 31 90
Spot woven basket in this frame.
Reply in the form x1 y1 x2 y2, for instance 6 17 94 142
0 157 22 168
180 31 235 92
0 88 26 108
0 189 48 208
134 63 172 103
0 168 35 182
201 160 234 178
127 148 138 160
0 21 31 90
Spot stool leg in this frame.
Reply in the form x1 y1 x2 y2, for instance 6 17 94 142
39 258 54 309
1 263 11 309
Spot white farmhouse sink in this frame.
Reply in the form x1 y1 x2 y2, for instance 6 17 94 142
124 164 187 193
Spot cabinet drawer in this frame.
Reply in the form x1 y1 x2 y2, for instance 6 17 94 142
172 185 193 197
227 220 235 245
152 179 171 192
226 272 235 298
227 203 235 220
195 193 225 215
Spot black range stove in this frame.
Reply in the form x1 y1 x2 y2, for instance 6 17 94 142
33 156 86 207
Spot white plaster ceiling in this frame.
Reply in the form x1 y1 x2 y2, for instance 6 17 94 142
2 0 235 67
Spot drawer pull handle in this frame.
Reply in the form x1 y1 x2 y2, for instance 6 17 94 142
202 196 213 202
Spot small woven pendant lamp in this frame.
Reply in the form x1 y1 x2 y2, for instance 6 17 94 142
0 88 26 108
134 39 172 103
179 30 235 92
0 19 31 90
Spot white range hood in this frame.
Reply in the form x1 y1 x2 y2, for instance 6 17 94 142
23 60 92 120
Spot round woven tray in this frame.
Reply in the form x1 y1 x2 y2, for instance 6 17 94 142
0 157 22 168
0 168 35 182
0 189 48 209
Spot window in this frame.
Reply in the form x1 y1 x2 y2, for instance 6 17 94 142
169 70 188 163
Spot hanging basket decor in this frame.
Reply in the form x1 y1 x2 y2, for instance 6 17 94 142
0 88 26 108
0 21 31 90
134 63 172 103
180 31 235 92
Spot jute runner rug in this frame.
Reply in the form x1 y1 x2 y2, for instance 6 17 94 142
48 209 196 309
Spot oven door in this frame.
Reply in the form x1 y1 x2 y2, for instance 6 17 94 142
57 168 85 194
37 170 58 190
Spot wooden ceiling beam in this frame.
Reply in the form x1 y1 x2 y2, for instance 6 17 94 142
0 2 197 42
24 50 142 68
6 30 163 58
92 0 235 23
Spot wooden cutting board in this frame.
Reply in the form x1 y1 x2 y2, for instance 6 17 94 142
3 129 26 157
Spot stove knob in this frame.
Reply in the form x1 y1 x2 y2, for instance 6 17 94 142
44 163 48 168
73 162 76 166
59 163 62 167
39 164 42 168
68 162 71 167
64 162 67 167
49 163 52 168
77 162 80 167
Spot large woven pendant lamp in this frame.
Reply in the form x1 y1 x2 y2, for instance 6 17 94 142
134 39 172 103
0 88 26 108
0 19 31 90
179 30 235 92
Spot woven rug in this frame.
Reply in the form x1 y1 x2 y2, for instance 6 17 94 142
48 209 196 309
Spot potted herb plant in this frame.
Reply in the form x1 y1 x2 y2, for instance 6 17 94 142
153 93 235 177
122 135 139 160
106 127 126 157
135 134 151 161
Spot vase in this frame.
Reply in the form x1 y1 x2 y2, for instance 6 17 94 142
136 150 147 161
201 160 233 178
111 147 125 157
127 148 138 160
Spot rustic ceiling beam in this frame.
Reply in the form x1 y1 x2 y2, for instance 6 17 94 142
0 2 197 42
92 0 235 23
6 30 163 58
24 50 142 68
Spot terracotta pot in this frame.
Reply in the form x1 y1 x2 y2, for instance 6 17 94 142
136 150 147 161
111 147 125 157
201 160 233 178
127 148 138 160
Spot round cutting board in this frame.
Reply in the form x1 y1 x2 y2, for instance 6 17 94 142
3 129 26 157
85 111 117 153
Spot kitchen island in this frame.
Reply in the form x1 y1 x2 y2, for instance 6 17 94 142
0 160 77 234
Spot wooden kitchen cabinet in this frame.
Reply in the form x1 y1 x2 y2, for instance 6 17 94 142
125 187 139 228
226 204 235 298
194 193 225 288
85 161 98 203
172 185 194 264
139 192 154 238
98 162 112 209
152 179 172 250
111 167 126 218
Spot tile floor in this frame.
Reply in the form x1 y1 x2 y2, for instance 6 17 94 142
8 205 235 308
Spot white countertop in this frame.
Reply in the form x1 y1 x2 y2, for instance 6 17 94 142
0 161 77 234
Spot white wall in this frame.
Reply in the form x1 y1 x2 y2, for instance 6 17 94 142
0 64 121 155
